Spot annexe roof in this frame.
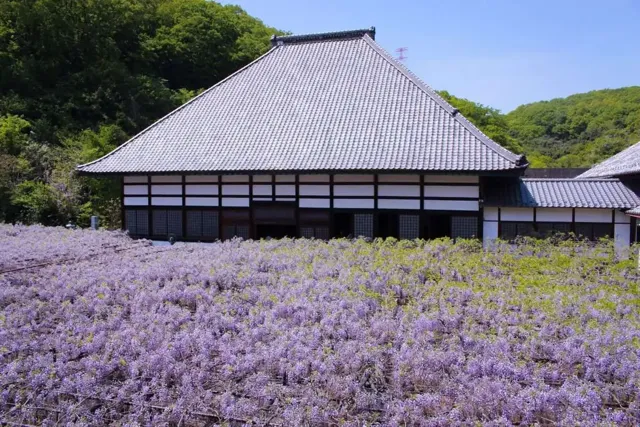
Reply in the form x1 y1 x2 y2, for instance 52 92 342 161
577 140 640 178
484 178 640 209
77 28 526 175
626 206 640 217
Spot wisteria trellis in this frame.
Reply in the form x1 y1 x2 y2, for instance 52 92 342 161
1 224 639 425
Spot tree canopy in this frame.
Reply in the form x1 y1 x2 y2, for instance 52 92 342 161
1 1 638 227
442 87 640 168
0 0 281 225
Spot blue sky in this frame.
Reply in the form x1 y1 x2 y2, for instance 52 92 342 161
223 0 640 112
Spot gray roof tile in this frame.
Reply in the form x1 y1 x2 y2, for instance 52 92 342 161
578 140 640 178
77 29 525 174
625 206 640 216
484 178 640 209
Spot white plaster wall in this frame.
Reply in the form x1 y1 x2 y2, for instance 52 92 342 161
536 208 572 222
151 197 182 206
186 184 218 196
615 210 631 223
575 209 611 223
615 223 631 258
275 185 296 196
222 175 249 183
334 174 374 182
185 197 218 207
151 175 181 183
185 175 218 183
124 185 148 195
334 185 374 197
378 185 420 197
275 175 295 183
124 176 147 184
253 175 272 183
500 208 534 221
222 198 249 207
299 185 330 196
299 198 330 208
483 221 499 248
484 207 499 221
152 185 182 195
424 175 479 184
299 174 330 183
334 199 374 209
425 200 479 211
378 175 420 183
222 185 249 196
124 196 148 206
378 199 420 210
423 185 479 198
252 185 272 196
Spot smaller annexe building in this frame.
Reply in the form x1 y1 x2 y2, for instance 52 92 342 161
76 28 640 249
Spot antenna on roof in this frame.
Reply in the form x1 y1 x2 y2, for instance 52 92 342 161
395 47 408 62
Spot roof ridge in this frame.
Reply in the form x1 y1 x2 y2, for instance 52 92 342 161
524 178 621 182
577 139 640 178
271 28 375 47
77 45 281 171
359 36 526 168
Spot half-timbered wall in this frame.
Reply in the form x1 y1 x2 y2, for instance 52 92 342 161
122 174 482 240
123 174 480 211
482 206 634 255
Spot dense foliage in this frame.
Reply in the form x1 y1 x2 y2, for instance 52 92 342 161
1 225 639 425
442 87 640 168
1 0 637 226
0 0 280 226
507 87 640 167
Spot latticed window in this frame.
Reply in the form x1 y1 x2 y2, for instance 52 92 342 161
125 209 149 236
202 211 219 238
187 210 219 239
221 209 250 240
353 214 373 238
500 222 534 240
537 222 571 237
575 223 613 241
399 215 420 239
300 210 330 239
152 209 182 237
300 226 330 239
153 210 167 236
451 216 478 239
223 225 250 240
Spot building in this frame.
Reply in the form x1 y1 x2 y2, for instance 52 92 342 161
76 28 640 250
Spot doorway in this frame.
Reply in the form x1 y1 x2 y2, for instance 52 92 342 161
252 203 297 240
333 213 352 238
427 215 451 239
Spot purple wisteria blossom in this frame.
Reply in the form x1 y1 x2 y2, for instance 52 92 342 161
0 225 639 425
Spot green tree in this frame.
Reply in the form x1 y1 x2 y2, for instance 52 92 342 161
438 91 523 154
0 0 280 227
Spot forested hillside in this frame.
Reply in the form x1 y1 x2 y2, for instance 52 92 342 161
1 2 637 227
442 87 640 168
506 87 640 167
0 0 280 226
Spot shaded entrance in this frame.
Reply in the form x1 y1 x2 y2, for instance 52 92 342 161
256 224 297 239
425 215 451 239
252 203 297 239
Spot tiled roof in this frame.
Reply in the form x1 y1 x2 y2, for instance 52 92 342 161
484 178 640 209
626 206 640 216
577 140 640 178
77 28 526 174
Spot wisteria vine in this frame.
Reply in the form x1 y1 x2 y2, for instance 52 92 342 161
1 224 639 425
